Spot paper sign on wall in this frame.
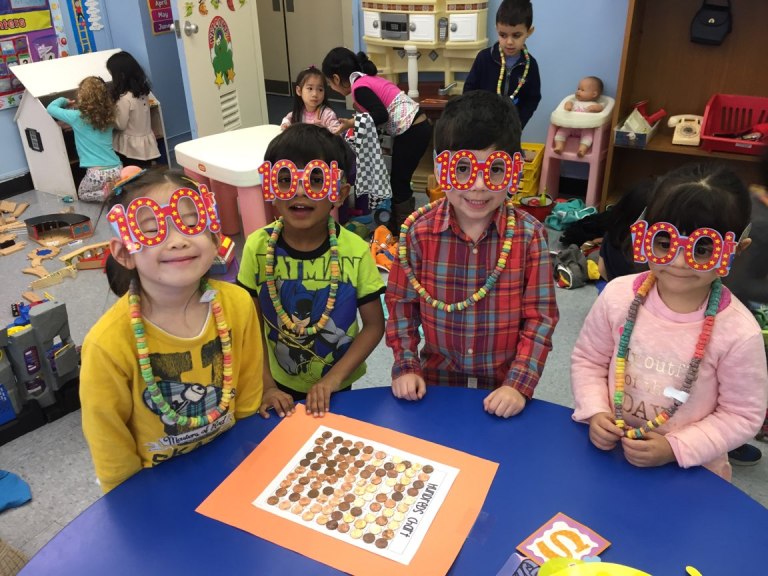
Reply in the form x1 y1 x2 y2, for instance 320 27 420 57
0 0 60 109
147 0 172 35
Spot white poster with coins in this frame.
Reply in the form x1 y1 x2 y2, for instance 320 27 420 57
252 425 459 565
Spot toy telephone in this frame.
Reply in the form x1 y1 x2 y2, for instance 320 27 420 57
668 115 703 146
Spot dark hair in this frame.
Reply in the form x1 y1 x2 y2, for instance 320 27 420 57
290 66 330 125
265 123 348 172
585 76 604 96
645 163 751 238
104 169 207 296
434 90 521 155
106 51 151 100
606 178 654 250
496 0 533 28
321 47 377 90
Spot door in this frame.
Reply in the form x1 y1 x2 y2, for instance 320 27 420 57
256 0 353 100
173 0 268 138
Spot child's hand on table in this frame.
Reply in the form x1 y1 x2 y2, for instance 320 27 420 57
392 373 426 401
306 377 340 418
622 431 676 467
483 386 526 418
258 386 295 419
588 412 624 450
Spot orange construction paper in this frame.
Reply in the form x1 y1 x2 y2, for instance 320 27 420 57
196 412 498 576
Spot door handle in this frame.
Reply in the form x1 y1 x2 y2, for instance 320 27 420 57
184 21 199 36
286 0 294 12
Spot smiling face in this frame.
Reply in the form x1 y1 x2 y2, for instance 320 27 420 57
496 22 534 58
272 162 348 239
110 184 218 295
440 148 510 232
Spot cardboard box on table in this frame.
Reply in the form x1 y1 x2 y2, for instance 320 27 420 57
11 49 170 197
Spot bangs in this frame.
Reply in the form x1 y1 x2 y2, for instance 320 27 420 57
646 180 748 237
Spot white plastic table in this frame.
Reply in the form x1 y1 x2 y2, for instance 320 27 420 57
175 124 282 237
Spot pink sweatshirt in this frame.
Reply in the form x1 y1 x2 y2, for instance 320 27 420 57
280 106 341 134
571 273 768 480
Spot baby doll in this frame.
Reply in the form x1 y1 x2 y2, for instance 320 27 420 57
554 76 605 157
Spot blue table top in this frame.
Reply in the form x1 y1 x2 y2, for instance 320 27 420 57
22 387 768 575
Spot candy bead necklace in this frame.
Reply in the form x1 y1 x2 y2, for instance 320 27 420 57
129 280 234 428
497 46 530 101
613 273 721 439
398 199 515 313
265 215 339 336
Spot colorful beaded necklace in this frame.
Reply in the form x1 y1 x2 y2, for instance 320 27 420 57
265 215 339 336
398 199 516 313
128 280 234 428
613 273 721 439
496 46 530 101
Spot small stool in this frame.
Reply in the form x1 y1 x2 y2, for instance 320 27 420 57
539 95 615 207
175 125 282 237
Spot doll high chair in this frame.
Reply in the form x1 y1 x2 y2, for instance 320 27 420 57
539 94 615 207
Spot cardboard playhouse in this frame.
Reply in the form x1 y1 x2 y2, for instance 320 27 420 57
10 49 170 197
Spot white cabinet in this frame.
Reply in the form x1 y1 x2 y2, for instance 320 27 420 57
364 11 381 39
408 14 435 43
449 13 478 42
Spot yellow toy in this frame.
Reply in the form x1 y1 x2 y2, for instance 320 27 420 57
540 558 705 576
539 557 650 576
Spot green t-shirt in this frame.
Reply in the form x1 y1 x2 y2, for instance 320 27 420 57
238 224 385 393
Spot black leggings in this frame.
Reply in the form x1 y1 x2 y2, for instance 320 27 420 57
390 116 432 204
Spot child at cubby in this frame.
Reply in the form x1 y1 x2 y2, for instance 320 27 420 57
554 76 605 157
322 47 432 233
106 51 161 168
46 76 121 202
280 66 341 134
385 91 558 418
571 163 768 480
464 0 541 129
238 124 385 418
80 169 264 492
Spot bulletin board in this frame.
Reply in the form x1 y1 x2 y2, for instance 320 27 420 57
0 0 63 109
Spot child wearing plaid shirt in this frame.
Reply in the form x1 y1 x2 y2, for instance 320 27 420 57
385 91 559 418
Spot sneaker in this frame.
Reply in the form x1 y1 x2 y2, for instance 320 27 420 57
728 443 762 466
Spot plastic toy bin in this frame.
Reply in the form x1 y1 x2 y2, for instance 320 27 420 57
518 142 544 196
701 93 768 156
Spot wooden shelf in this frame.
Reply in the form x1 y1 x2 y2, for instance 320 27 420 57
615 132 762 163
601 0 768 208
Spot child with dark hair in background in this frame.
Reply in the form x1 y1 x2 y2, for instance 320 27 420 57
322 47 432 232
386 90 558 417
80 169 263 492
238 124 385 418
464 0 541 128
47 76 121 202
572 163 768 480
598 179 653 282
281 66 341 134
106 51 160 168
723 151 768 463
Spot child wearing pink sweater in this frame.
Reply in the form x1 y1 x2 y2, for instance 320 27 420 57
571 163 768 480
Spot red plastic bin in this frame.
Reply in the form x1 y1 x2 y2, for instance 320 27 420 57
701 93 768 156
